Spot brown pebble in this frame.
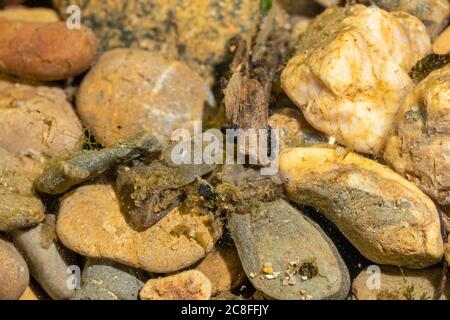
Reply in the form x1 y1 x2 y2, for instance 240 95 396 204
140 270 212 300
0 21 97 81
194 245 245 295
0 237 29 300
433 27 450 54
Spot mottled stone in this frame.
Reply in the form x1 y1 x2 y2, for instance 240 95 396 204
280 147 443 268
73 258 147 300
0 237 29 300
140 270 212 300
268 107 327 150
0 147 44 231
384 64 450 208
352 266 449 300
194 244 245 296
57 184 222 273
229 199 350 300
0 80 84 179
12 214 78 300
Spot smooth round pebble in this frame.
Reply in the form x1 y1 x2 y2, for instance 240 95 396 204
194 244 246 296
73 258 147 300
0 237 29 300
57 184 222 273
12 214 79 300
77 49 212 147
140 270 212 300
229 199 350 300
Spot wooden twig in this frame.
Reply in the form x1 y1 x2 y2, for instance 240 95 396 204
222 1 289 162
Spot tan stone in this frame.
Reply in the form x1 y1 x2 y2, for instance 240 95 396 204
0 8 59 22
0 147 44 231
0 237 29 300
268 108 326 150
352 266 449 300
280 147 443 268
433 27 450 54
77 49 212 147
384 64 450 207
0 80 84 179
57 184 222 273
140 270 212 300
194 245 245 296
19 286 40 300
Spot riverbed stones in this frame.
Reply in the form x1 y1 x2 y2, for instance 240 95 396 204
194 244 245 296
53 0 259 84
280 147 444 268
0 80 84 179
352 266 449 300
384 63 450 208
228 199 350 300
268 107 327 150
140 270 212 300
57 184 222 273
0 237 29 300
76 49 212 147
73 258 147 300
12 214 78 300
0 147 44 231
281 5 431 155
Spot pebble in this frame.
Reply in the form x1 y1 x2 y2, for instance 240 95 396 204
228 199 350 300
433 27 450 54
76 49 212 147
268 107 327 150
280 147 444 268
57 184 222 273
0 20 97 81
281 5 431 155
384 63 450 209
352 266 449 300
0 147 44 231
0 80 84 179
194 245 246 296
19 286 40 300
0 7 59 22
358 0 450 39
140 270 212 300
12 214 79 300
0 237 29 300
73 258 147 300
53 0 259 84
